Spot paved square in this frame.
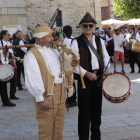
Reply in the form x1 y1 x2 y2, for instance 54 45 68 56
0 62 140 140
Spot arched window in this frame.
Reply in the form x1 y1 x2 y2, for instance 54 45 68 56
56 10 62 27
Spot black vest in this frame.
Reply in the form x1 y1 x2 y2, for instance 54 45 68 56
12 38 25 59
75 34 104 74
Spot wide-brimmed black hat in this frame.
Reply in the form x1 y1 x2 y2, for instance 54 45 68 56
79 12 97 25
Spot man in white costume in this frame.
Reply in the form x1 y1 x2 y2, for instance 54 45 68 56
24 23 77 140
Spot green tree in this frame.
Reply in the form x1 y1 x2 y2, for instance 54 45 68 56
113 0 140 20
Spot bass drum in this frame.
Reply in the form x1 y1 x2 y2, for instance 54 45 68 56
0 64 14 82
102 72 132 103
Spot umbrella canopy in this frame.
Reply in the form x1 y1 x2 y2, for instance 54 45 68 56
126 19 140 25
102 19 126 26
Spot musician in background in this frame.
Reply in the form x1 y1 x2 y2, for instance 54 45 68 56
71 12 110 140
63 25 77 108
24 34 30 44
0 30 16 106
13 30 27 90
24 23 78 140
52 25 64 43
126 25 140 73
99 29 106 46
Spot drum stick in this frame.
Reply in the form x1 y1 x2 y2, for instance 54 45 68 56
98 72 113 77
98 60 110 87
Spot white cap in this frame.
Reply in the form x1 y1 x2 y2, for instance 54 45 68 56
100 29 104 32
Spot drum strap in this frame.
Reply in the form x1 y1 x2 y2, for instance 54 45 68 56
84 36 104 69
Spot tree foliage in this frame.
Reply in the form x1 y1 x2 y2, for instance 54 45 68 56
113 0 140 20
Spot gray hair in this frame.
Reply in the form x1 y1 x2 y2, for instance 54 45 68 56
16 30 22 38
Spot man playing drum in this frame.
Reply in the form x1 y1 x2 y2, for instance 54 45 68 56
24 23 78 140
126 25 140 73
0 30 16 107
71 12 110 140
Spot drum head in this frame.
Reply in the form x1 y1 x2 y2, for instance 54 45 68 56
0 64 13 80
102 73 131 98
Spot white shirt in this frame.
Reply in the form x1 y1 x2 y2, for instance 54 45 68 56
71 35 110 76
24 45 63 102
113 34 124 52
19 40 27 52
0 40 13 64
123 33 127 47
63 36 74 47
136 32 140 42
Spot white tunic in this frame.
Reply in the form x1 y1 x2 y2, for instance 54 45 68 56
19 40 27 52
63 36 74 47
71 35 110 76
24 45 63 102
0 40 13 64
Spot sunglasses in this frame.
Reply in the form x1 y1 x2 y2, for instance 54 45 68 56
82 24 94 28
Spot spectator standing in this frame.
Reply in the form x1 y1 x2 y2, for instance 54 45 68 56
13 31 27 90
111 27 125 73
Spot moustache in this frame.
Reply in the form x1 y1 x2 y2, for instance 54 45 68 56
50 41 54 44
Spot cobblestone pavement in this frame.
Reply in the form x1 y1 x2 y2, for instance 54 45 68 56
0 63 140 140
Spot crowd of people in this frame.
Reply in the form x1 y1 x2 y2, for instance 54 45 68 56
95 25 140 73
0 11 140 140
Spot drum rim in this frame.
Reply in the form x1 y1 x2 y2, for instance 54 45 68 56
0 64 14 81
102 72 132 99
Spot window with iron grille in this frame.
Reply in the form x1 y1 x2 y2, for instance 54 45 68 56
101 7 109 20
56 10 62 27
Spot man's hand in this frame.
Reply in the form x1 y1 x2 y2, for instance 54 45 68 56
85 71 98 81
71 60 78 67
103 67 109 75
120 44 123 47
39 96 51 110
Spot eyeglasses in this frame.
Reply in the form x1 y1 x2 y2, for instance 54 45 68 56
82 24 94 28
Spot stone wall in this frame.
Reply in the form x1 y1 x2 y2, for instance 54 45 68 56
0 0 102 37
100 0 108 7
0 0 27 34
25 0 101 37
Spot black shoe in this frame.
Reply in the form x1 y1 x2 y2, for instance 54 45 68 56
68 102 77 108
130 70 135 73
138 70 140 73
2 102 16 107
10 96 19 100
18 87 23 91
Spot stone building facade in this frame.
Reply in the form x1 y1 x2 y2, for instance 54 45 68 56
0 0 101 37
